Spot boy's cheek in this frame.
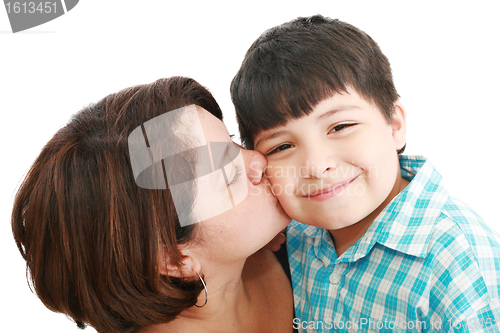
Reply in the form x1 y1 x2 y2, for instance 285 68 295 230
264 164 299 199
269 182 301 219
270 181 294 198
265 169 293 192
273 189 297 212
265 164 294 182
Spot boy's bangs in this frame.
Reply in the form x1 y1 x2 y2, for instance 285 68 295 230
233 65 348 148
274 73 347 125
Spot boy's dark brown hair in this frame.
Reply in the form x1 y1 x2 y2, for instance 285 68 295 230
11 77 222 332
231 14 401 150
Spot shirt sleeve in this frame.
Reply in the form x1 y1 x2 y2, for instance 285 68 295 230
427 218 500 332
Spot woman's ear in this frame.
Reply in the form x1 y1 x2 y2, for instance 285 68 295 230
159 245 201 279
390 101 407 152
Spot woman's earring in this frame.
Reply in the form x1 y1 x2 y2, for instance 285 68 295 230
194 271 208 308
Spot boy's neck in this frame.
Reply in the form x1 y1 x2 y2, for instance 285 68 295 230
330 175 410 257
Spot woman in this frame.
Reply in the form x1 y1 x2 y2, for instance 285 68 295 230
12 77 294 332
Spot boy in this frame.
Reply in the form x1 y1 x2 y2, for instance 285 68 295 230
231 15 500 332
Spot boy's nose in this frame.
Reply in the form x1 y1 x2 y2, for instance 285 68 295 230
243 149 267 185
300 146 337 178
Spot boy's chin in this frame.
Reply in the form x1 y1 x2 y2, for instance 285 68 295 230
295 218 357 230
295 211 367 231
327 221 361 231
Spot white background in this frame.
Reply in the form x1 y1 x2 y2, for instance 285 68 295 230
1 1 499 331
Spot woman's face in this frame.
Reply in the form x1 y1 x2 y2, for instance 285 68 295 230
187 107 291 260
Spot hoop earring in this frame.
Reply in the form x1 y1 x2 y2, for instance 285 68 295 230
194 271 208 308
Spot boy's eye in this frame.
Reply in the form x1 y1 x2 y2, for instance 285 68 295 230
267 143 294 156
328 123 355 133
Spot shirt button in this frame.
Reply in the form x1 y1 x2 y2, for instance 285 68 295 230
329 272 341 284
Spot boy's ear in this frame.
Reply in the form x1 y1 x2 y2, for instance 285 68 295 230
390 101 407 151
159 245 201 279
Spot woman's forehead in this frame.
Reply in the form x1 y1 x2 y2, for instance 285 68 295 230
195 107 230 143
171 105 229 146
170 105 207 148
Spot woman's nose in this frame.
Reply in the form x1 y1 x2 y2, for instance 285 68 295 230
243 149 267 185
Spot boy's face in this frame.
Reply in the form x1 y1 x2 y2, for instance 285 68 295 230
253 87 406 230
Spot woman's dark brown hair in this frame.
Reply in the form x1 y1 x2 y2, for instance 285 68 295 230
12 77 222 332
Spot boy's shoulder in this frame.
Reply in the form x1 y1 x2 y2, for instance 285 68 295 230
430 195 500 274
441 195 498 241
388 156 499 259
425 196 500 323
395 157 500 300
286 156 500 327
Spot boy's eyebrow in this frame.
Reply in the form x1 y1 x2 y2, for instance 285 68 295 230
317 105 359 122
254 130 290 148
255 105 360 147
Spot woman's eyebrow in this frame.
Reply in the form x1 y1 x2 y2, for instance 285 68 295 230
208 142 240 171
217 143 231 170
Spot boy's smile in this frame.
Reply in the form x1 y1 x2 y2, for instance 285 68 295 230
300 170 362 200
254 87 408 253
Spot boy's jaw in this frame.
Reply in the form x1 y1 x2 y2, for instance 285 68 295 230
328 173 410 256
271 164 409 257
253 87 407 240
268 160 406 232
274 170 386 231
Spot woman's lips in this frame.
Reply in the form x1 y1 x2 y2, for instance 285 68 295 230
304 174 360 201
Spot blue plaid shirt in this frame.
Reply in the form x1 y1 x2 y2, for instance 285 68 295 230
287 156 500 332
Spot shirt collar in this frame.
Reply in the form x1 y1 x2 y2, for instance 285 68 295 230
354 155 449 260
